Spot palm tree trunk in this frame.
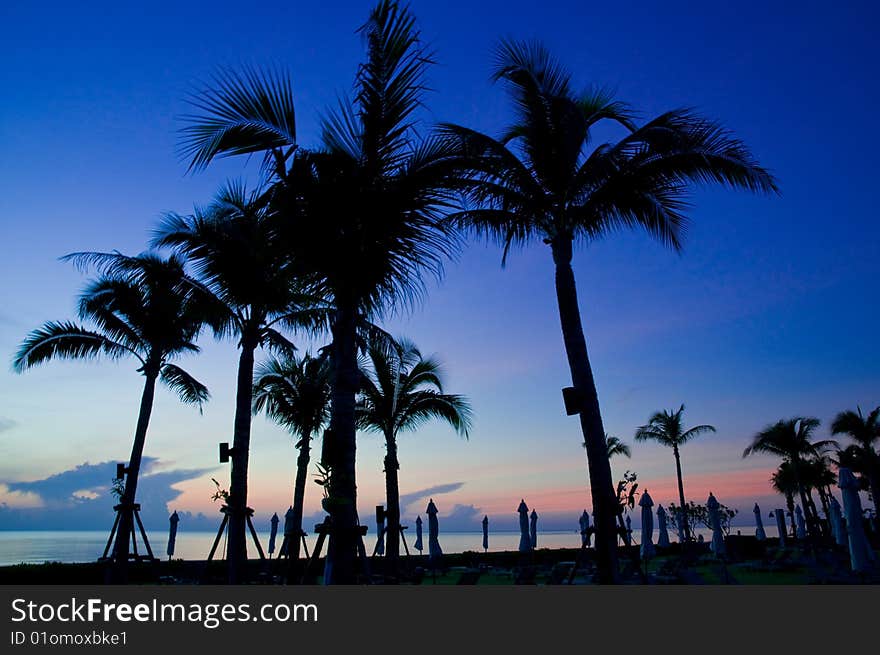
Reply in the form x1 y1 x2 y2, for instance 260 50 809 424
550 237 619 584
325 299 360 584
112 371 158 578
227 342 256 584
791 458 820 544
384 433 401 568
672 444 691 542
816 485 830 519
285 437 311 584
785 492 796 537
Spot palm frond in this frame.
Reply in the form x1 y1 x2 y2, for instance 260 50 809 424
161 363 209 411
13 321 138 371
179 65 297 173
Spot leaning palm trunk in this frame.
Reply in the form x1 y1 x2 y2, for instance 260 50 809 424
227 343 257 584
551 237 619 583
785 492 796 537
285 440 311 583
325 301 361 584
672 444 691 542
791 459 820 543
113 370 158 577
384 436 402 566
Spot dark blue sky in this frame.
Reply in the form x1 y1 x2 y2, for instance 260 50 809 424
1 0 878 529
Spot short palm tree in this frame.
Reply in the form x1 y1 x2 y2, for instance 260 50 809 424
743 417 837 541
635 405 716 542
153 182 321 583
441 41 777 582
13 252 210 570
605 435 631 459
357 338 471 569
254 353 332 583
831 406 880 511
177 1 464 583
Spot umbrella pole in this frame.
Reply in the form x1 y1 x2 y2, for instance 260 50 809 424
133 505 154 560
101 511 122 560
399 526 410 556
207 508 230 562
245 508 266 560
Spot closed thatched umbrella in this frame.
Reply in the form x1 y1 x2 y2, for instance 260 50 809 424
529 509 538 549
656 505 670 548
426 499 442 561
413 515 423 554
639 490 655 559
280 506 295 557
707 493 725 557
839 467 874 572
753 504 766 541
268 512 279 557
482 515 489 552
773 509 787 547
517 499 531 552
623 515 632 547
579 510 591 547
166 511 179 560
794 505 807 540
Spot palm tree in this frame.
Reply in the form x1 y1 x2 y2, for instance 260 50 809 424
635 405 715 542
743 417 837 542
440 41 777 582
357 338 471 570
605 435 631 459
13 252 210 572
831 406 880 511
153 182 321 583
254 353 332 583
771 462 799 537
178 1 464 583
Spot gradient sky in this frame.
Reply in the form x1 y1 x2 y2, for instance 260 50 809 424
1 0 878 533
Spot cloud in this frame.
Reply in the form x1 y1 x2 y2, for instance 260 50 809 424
438 503 482 531
0 418 17 434
0 458 211 530
398 482 465 516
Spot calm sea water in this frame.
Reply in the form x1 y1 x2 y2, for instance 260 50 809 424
0 524 778 566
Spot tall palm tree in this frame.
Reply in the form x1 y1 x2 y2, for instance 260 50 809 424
357 338 471 570
743 417 837 542
635 405 715 542
831 406 880 511
178 1 464 583
13 252 210 572
153 182 321 583
771 462 799 537
254 353 332 583
440 41 777 582
605 435 631 459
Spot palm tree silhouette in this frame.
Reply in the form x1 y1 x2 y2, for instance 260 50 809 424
771 462 800 537
153 182 322 583
440 40 777 582
635 405 716 542
254 353 332 583
743 417 836 542
13 252 211 574
605 435 631 459
357 338 471 571
831 406 880 512
177 1 464 583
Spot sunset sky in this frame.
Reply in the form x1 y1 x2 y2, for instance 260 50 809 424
1 0 878 534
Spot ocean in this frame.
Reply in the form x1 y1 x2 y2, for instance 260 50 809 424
0 524 778 566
